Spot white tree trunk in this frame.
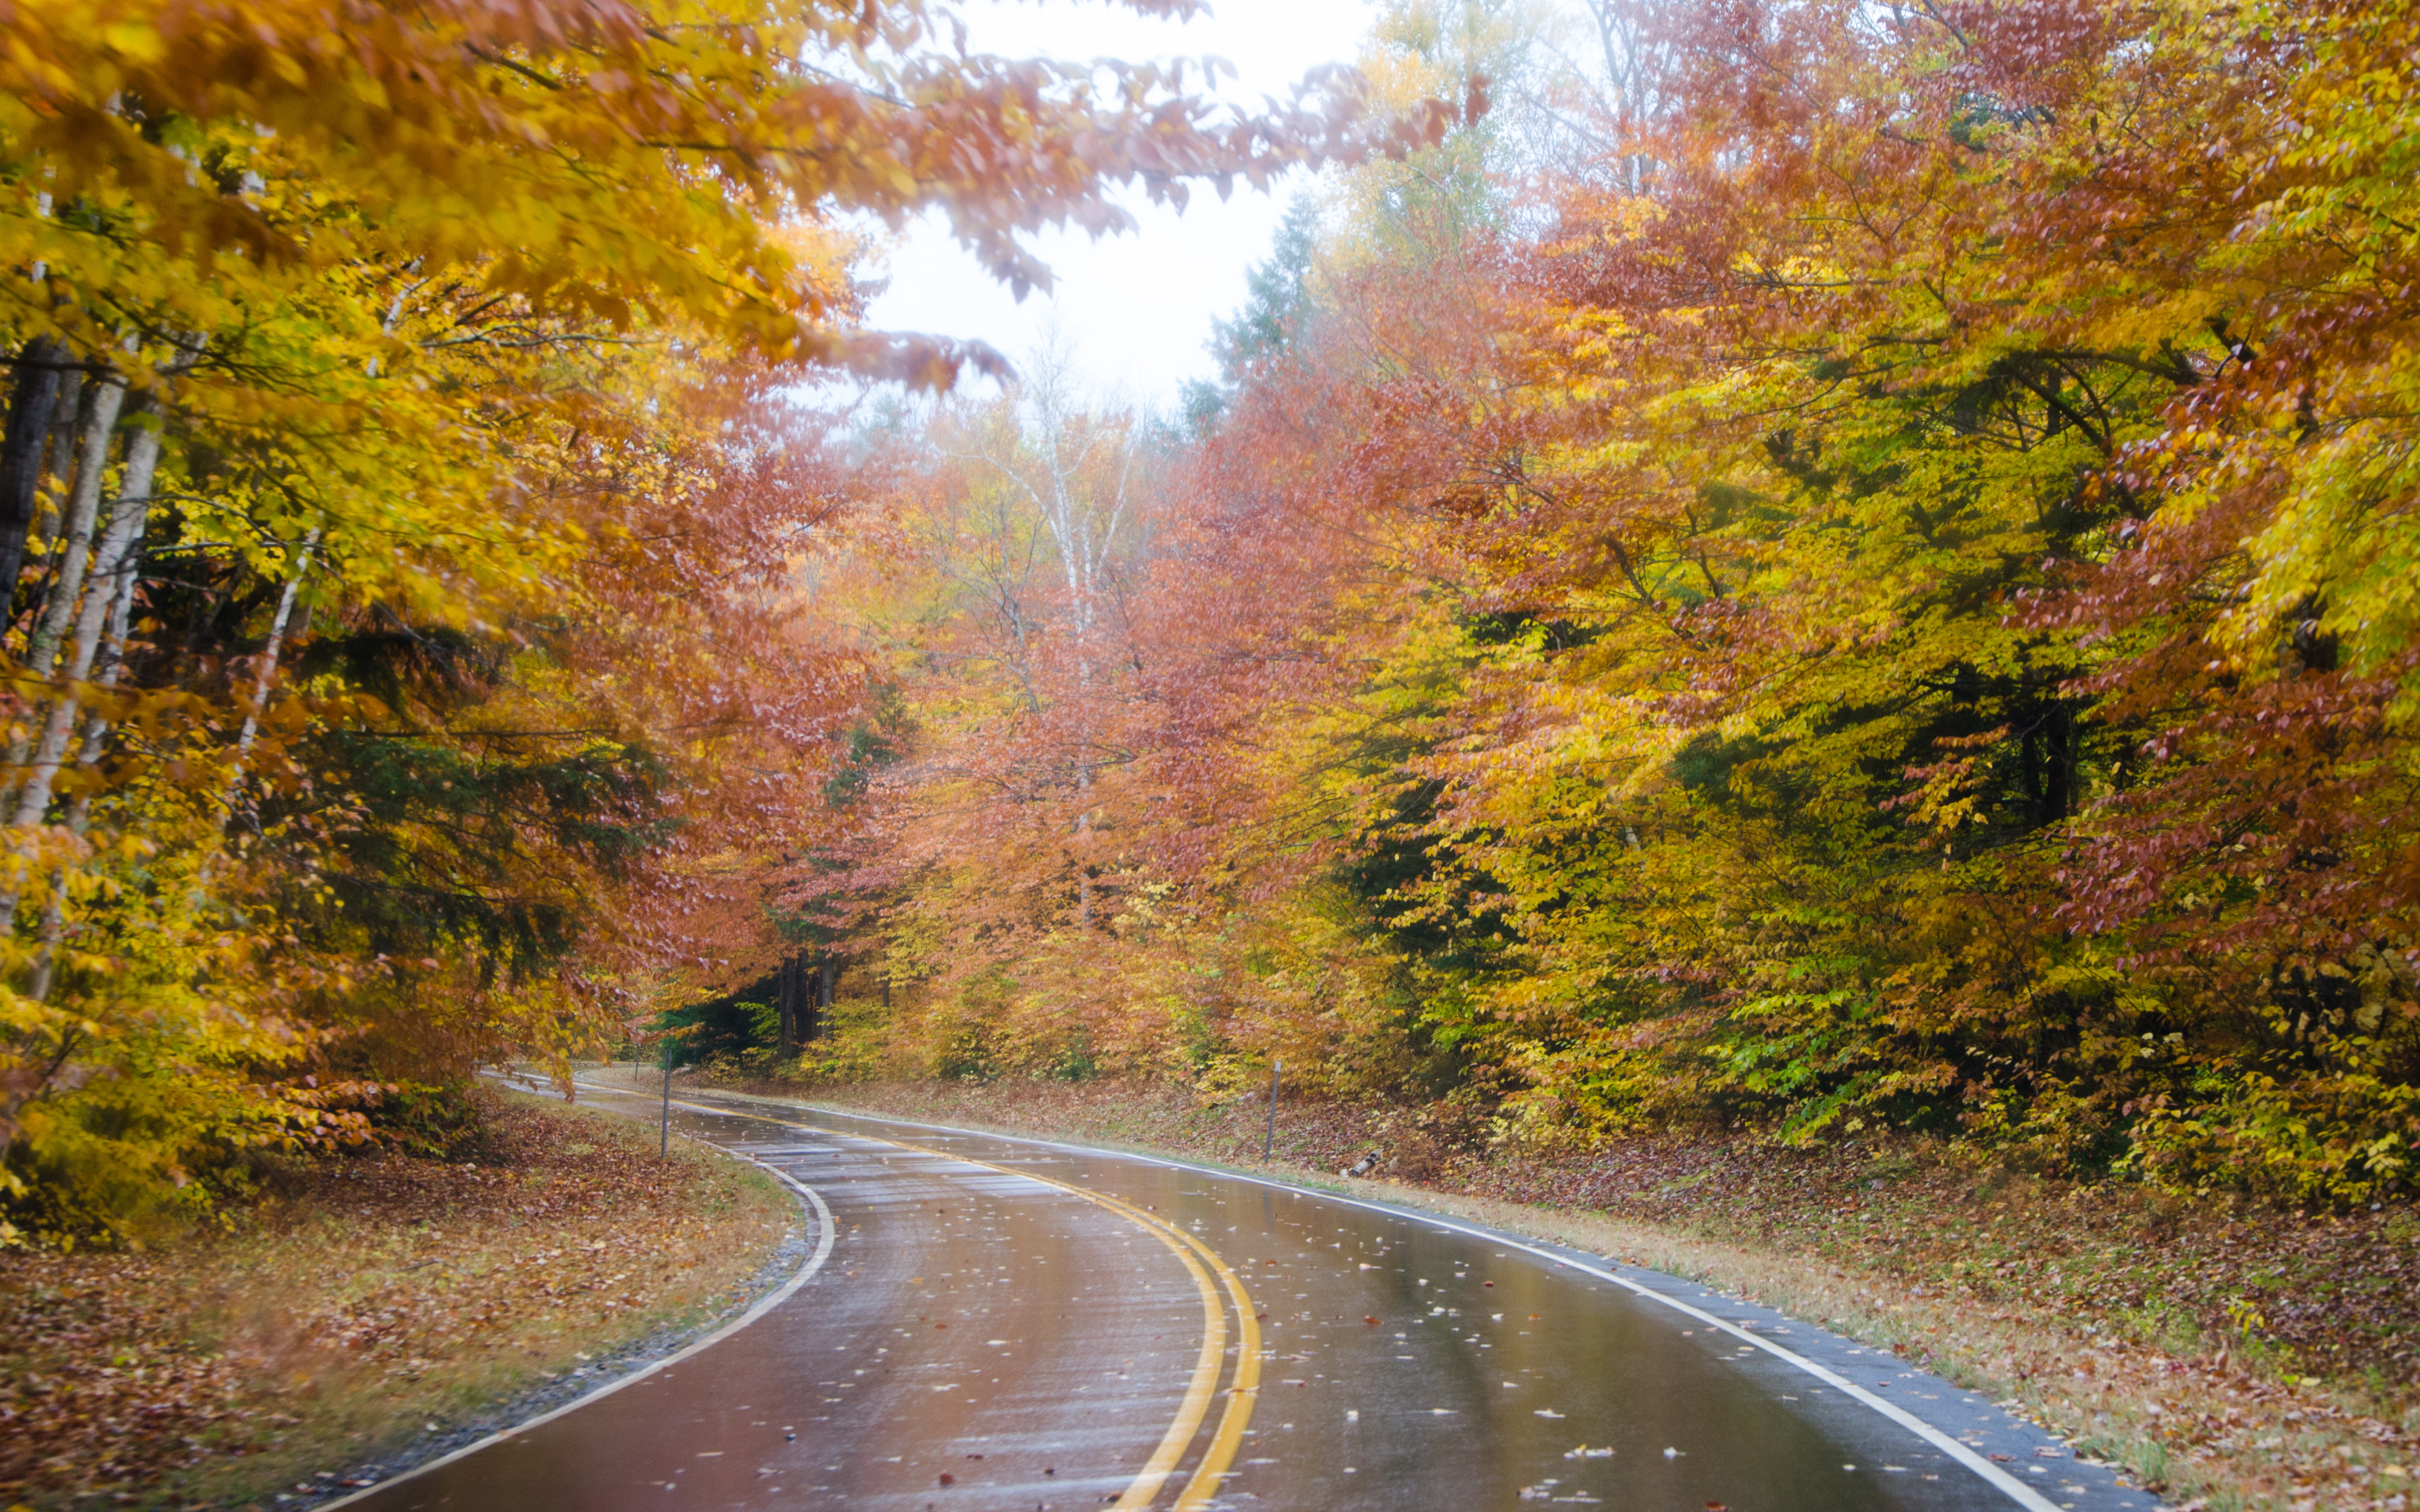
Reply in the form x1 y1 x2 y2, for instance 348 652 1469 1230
11 416 162 827
27 487 160 1001
0 391 150 935
233 523 322 765
21 373 127 680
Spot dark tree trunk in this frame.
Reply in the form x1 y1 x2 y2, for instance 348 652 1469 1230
793 956 809 1054
2044 701 2076 822
776 955 799 1058
0 338 66 607
812 958 836 1042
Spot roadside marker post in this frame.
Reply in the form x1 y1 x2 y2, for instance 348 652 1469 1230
660 1039 675 1157
1264 1059 1280 1162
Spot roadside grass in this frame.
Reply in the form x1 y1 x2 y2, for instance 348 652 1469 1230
0 1089 797 1510
743 1074 2419 1512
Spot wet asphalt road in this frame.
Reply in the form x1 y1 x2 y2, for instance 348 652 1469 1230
336 1082 2167 1512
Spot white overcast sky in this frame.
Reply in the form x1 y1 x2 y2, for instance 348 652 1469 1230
858 0 1381 410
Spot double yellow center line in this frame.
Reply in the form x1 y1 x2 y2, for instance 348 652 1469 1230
649 1091 1262 1510
973 1158 1261 1512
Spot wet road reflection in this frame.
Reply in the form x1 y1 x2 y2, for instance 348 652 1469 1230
337 1083 2164 1512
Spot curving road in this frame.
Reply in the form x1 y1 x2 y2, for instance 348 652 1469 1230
335 1081 2166 1512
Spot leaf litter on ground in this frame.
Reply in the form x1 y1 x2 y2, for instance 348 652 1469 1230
0 1089 792 1509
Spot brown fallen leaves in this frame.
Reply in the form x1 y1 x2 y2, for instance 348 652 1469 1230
0 1090 792 1508
0 1253 250 1500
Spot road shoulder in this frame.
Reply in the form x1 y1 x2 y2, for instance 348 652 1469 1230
0 1086 807 1511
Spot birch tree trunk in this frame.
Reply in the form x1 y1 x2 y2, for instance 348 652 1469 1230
27 527 149 1003
11 412 163 827
22 371 127 680
231 524 323 769
973 349 1136 932
212 519 324 836
0 406 160 932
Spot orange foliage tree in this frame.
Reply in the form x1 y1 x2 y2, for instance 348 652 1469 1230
803 0 2420 1201
0 0 1455 1227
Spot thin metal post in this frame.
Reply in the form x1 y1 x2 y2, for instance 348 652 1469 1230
660 1047 673 1158
1264 1059 1281 1162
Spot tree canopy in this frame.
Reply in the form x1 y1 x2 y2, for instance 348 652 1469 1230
7 0 2416 1232
0 0 1452 1234
753 0 2420 1205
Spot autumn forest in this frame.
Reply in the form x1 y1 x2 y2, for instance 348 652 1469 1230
3 0 2417 1243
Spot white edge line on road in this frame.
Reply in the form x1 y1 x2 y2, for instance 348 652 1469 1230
655 1087 2070 1512
318 1134 837 1511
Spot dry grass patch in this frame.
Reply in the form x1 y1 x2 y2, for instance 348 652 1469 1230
0 1088 797 1510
